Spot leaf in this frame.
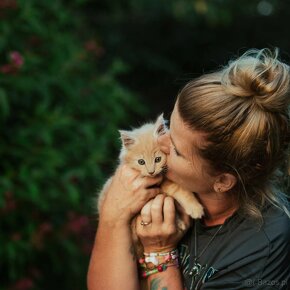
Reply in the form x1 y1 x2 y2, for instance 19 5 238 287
0 88 9 119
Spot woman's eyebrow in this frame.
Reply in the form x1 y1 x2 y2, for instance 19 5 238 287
169 135 186 158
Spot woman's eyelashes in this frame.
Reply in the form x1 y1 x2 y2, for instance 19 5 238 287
173 146 181 156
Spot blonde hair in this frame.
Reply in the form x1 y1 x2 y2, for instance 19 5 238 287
177 48 290 221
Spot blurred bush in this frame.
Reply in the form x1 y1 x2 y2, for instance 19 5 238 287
0 1 144 289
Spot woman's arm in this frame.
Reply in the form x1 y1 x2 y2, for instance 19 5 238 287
87 220 139 290
87 164 162 290
144 267 184 290
89 220 186 290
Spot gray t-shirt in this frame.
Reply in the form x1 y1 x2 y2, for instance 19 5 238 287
178 203 290 290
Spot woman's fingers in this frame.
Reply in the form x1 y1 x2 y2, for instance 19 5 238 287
151 194 166 225
143 175 163 188
136 194 190 253
163 196 176 227
102 163 164 223
140 195 178 228
141 199 153 224
116 164 139 189
117 164 162 194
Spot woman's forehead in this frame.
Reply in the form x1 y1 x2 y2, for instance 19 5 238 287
170 106 209 150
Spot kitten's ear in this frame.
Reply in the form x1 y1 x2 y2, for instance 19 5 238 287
119 130 136 148
154 113 167 138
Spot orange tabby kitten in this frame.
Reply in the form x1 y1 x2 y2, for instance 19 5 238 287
97 114 204 256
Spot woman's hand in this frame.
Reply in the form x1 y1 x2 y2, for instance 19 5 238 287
99 164 163 227
136 194 191 252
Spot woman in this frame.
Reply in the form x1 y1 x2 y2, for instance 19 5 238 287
87 48 290 290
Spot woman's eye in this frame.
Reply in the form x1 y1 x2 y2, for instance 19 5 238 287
173 147 181 156
138 159 145 165
155 157 161 163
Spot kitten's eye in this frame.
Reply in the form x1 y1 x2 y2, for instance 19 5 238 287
155 157 161 163
138 159 145 165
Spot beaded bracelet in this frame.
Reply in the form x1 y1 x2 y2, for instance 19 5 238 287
139 258 179 278
138 249 179 278
143 249 179 266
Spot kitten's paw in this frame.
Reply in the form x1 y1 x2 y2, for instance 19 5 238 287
186 203 204 219
177 218 187 231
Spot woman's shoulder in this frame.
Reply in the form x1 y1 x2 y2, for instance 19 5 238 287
260 202 290 245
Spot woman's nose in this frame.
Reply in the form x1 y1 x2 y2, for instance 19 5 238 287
158 132 170 154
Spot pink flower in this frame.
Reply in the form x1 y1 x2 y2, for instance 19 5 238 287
10 51 24 68
0 51 24 75
67 214 89 235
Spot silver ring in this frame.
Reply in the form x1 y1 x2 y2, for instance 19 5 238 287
140 220 151 226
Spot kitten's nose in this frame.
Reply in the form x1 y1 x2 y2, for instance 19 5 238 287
149 171 155 175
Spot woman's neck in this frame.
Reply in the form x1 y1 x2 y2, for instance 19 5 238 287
196 192 239 227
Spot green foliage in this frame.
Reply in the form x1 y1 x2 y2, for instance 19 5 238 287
0 1 145 289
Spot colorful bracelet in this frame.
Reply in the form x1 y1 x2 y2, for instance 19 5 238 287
138 249 179 278
140 258 179 278
142 249 179 266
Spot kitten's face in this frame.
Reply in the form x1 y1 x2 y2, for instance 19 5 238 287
126 147 167 177
119 114 168 177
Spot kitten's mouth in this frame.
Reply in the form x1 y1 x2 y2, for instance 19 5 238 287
145 167 168 188
161 165 168 174
144 166 168 177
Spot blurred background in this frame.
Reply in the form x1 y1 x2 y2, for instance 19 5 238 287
0 0 290 289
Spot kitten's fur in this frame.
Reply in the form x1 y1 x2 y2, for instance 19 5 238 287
97 114 204 257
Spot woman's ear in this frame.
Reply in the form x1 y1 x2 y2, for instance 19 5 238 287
213 173 237 193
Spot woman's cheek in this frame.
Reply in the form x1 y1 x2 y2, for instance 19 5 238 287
166 149 174 170
165 154 174 178
166 155 182 181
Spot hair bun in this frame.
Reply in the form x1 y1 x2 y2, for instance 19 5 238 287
221 48 290 113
